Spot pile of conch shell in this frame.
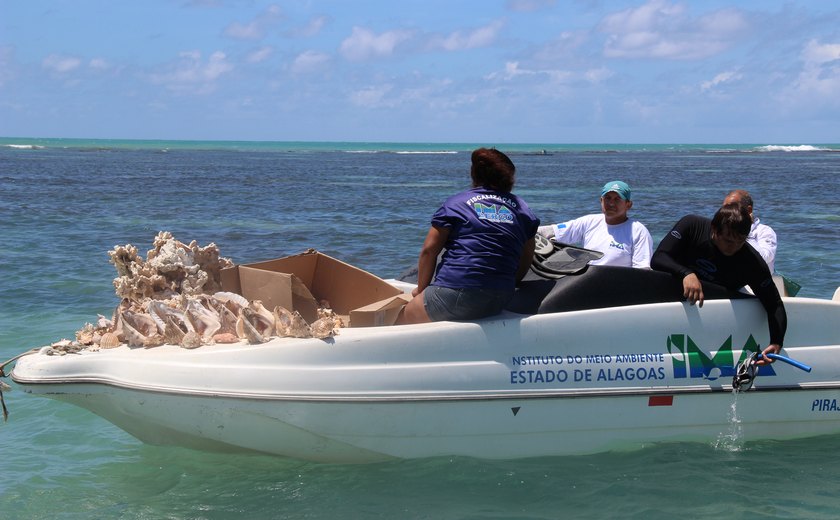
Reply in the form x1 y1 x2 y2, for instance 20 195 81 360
46 232 343 355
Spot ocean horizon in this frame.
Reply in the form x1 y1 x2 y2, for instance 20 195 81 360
3 135 840 154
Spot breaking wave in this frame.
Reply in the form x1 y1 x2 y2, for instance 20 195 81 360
3 144 45 149
754 145 833 152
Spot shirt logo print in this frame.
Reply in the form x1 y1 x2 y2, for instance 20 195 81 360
473 202 513 223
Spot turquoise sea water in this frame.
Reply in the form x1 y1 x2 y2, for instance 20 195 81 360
1 138 839 519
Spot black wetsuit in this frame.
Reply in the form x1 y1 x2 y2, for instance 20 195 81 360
651 215 787 346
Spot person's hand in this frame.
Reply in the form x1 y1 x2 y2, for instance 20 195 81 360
682 273 704 307
754 344 782 366
411 286 422 298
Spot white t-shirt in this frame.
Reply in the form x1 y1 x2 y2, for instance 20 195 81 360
538 213 653 268
749 218 777 273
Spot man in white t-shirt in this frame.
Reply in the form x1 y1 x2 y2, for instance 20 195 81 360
537 180 653 268
723 189 777 273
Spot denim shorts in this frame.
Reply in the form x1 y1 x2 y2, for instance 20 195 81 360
423 285 514 321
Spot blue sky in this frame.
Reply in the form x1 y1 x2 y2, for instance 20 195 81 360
2 0 839 143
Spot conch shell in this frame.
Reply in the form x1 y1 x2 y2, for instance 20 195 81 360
116 309 164 348
180 331 202 349
273 306 311 338
184 298 221 342
310 317 339 339
236 308 268 344
234 300 275 344
163 314 188 345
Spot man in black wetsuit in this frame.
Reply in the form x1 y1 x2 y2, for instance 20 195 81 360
651 204 786 366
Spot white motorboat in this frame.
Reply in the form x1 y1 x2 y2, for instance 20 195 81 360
9 251 840 463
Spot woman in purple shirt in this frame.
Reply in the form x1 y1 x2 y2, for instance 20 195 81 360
397 148 540 324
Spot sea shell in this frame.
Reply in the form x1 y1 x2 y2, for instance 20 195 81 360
185 297 222 341
121 309 159 337
163 314 188 345
99 332 121 349
213 291 249 312
143 334 165 348
249 301 276 337
147 300 186 335
236 308 268 344
118 314 148 348
75 323 97 345
215 302 239 335
96 314 112 329
310 316 339 339
180 331 202 349
212 332 239 344
116 309 165 348
274 306 311 338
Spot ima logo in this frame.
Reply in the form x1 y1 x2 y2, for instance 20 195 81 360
667 334 777 380
473 202 514 223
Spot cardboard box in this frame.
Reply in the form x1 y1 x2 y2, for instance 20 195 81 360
220 250 404 325
349 293 412 327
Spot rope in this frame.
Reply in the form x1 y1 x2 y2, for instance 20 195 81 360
0 348 41 422
0 348 41 378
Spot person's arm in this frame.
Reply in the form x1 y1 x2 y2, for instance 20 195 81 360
516 237 536 282
651 217 704 306
747 262 787 365
751 225 777 271
753 296 785 365
537 225 555 238
412 226 449 297
632 225 654 269
550 217 585 245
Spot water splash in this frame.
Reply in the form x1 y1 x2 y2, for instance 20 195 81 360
714 390 744 451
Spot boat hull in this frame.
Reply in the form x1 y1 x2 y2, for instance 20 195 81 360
12 296 840 462
30 383 840 463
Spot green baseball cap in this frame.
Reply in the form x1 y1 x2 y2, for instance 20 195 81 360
601 180 631 201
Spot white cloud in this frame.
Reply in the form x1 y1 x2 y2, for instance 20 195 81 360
149 51 233 93
801 39 840 64
622 97 660 123
429 20 504 51
291 15 329 38
584 67 613 83
202 52 232 80
486 61 608 86
89 58 110 70
346 77 465 112
247 46 274 63
226 21 262 40
700 70 742 92
349 84 395 108
599 0 747 60
42 54 82 73
224 4 283 40
532 31 588 64
290 50 330 75
793 39 840 97
339 26 413 61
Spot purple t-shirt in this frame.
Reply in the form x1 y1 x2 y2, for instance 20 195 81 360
431 187 540 290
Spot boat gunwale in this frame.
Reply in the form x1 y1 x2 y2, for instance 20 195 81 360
11 373 832 401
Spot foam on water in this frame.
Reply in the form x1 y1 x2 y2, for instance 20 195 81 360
755 144 832 152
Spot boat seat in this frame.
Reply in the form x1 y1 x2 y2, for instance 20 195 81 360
508 264 750 315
